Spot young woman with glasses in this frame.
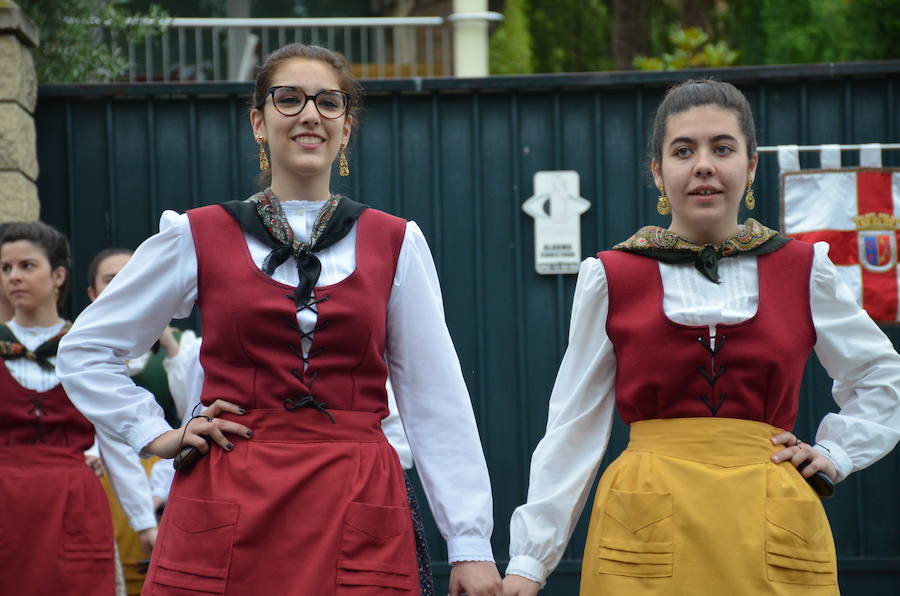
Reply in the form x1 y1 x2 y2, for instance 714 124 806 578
502 79 900 595
58 44 502 596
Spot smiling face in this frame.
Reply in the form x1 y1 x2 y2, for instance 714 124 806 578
652 104 758 243
0 240 66 316
250 57 352 189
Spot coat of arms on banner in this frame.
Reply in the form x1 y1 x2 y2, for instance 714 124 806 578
781 168 900 323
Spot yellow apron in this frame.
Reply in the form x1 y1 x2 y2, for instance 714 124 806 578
101 456 159 596
581 418 839 595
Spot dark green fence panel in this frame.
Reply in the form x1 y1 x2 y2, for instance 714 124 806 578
36 62 900 594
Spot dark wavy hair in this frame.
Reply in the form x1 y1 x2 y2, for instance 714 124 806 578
0 221 72 311
649 78 757 171
87 247 133 290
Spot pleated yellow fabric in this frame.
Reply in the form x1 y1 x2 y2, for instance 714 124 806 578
580 418 839 595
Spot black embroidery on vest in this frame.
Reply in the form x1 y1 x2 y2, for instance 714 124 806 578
696 335 728 415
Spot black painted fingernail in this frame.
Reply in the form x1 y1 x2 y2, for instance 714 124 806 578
238 408 247 414
245 430 253 438
226 442 234 451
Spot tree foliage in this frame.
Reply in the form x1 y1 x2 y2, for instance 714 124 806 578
489 0 899 74
634 27 739 70
528 0 612 73
19 0 168 83
489 0 533 75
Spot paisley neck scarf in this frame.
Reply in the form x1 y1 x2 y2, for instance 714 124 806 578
611 218 789 283
221 188 367 303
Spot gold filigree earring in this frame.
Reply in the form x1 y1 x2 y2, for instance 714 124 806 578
744 179 756 210
656 184 671 215
257 136 269 171
339 144 349 177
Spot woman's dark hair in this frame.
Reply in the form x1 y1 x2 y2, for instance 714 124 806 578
250 44 363 188
87 247 133 289
649 79 757 168
0 221 72 310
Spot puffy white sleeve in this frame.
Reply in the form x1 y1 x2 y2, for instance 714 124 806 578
95 429 156 531
810 242 900 482
506 257 618 586
150 458 177 502
162 329 204 424
381 378 413 470
57 211 199 455
385 221 495 564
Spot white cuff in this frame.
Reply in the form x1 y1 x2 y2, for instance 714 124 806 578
446 535 494 564
129 513 158 533
505 555 547 587
814 440 852 483
129 418 174 457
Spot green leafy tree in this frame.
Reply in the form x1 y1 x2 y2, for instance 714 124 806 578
18 0 168 83
489 0 533 74
634 27 739 70
529 0 612 73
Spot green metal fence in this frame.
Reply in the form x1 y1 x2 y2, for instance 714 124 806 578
37 61 900 594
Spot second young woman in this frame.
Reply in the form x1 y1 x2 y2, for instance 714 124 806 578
503 79 900 595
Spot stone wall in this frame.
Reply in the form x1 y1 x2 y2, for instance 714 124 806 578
0 1 39 222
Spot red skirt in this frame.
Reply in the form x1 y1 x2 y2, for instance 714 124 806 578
143 408 420 595
0 446 115 596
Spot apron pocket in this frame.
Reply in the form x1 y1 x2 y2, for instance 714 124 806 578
152 495 239 594
765 498 837 585
60 473 114 573
336 501 416 593
596 489 674 578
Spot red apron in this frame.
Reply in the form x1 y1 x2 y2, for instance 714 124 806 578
144 205 418 595
0 362 115 596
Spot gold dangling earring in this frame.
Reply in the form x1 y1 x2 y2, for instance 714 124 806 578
339 144 349 177
744 179 756 210
656 184 671 215
257 136 269 171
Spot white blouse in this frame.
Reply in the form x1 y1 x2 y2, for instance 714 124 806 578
56 200 495 564
3 320 157 532
506 243 900 585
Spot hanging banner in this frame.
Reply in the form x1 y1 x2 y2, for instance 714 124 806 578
521 171 591 275
781 167 900 323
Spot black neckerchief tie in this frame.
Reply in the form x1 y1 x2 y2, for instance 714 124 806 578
221 192 367 304
611 218 790 283
0 322 72 371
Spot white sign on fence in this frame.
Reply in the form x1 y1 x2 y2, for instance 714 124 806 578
521 170 591 275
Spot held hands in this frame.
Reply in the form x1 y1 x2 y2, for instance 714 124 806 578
145 400 253 460
501 574 541 595
770 431 837 482
449 561 503 596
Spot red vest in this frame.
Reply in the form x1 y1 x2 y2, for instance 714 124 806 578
187 205 406 416
598 241 816 431
0 361 94 451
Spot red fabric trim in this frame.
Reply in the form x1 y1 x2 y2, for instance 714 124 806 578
857 170 894 214
788 230 858 265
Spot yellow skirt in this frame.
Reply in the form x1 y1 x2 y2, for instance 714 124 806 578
580 418 839 595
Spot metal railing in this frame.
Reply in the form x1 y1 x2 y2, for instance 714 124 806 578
105 16 496 81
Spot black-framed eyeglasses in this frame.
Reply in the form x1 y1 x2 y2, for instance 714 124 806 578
258 87 352 119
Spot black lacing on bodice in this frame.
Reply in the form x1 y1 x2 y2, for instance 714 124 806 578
282 293 335 423
696 334 728 415
26 392 51 443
